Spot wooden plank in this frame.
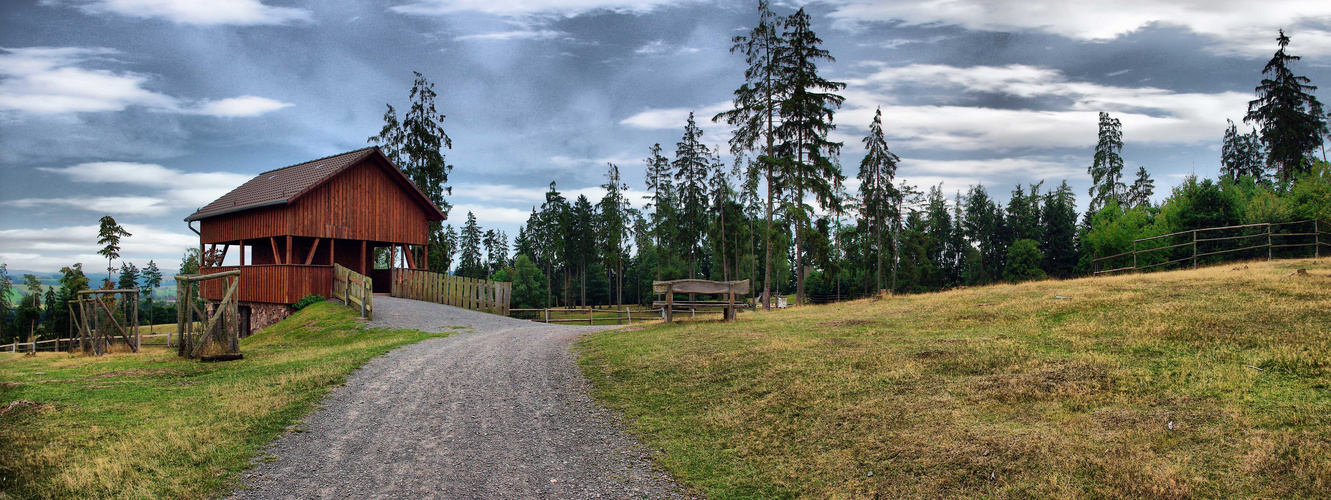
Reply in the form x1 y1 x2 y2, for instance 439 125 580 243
305 237 320 265
286 235 292 266
271 237 281 265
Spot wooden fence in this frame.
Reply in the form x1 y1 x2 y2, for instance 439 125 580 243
332 264 373 319
391 268 511 315
1093 219 1329 275
2 332 177 353
509 307 663 325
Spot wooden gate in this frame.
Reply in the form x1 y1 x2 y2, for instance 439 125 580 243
175 270 242 360
332 264 373 319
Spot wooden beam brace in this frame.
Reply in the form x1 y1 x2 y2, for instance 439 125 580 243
404 244 417 270
286 235 292 265
239 239 245 266
305 237 321 265
270 237 281 265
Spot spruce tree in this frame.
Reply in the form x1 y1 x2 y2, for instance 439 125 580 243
643 143 674 280
0 265 11 341
1088 112 1125 212
714 0 788 309
1041 181 1078 278
598 163 631 305
673 112 711 279
857 107 900 293
142 260 162 326
97 215 131 289
1222 119 1267 181
774 7 845 305
1246 30 1328 180
117 262 140 291
1126 167 1155 208
457 212 484 279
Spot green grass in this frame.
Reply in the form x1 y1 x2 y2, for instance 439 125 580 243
0 302 448 499
579 259 1331 499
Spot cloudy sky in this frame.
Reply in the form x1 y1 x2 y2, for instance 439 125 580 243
3 0 1331 274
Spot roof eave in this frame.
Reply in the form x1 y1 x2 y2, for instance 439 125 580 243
184 199 289 222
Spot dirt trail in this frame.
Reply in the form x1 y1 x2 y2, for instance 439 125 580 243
229 297 688 499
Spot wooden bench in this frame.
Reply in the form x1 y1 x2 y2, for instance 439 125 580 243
652 279 750 323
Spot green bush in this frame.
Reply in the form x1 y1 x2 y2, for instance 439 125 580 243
1004 239 1047 283
291 294 325 310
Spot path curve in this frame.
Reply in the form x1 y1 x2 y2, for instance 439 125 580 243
230 297 689 499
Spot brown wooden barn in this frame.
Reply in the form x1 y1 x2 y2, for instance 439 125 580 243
185 146 446 332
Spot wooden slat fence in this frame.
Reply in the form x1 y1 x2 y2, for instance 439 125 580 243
391 268 511 315
1093 219 1329 275
332 264 374 319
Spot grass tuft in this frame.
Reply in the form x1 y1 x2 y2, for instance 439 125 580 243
0 302 447 499
580 259 1331 499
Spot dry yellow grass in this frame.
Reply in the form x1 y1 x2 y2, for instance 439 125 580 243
580 259 1331 499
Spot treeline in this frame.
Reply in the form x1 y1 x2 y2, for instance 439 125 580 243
0 217 200 345
419 10 1331 310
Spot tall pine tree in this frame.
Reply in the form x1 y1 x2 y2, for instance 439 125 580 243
857 107 900 293
1221 119 1267 181
1246 30 1328 181
1088 112 1125 213
673 112 711 279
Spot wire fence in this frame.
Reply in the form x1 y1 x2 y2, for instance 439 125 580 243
1093 219 1328 275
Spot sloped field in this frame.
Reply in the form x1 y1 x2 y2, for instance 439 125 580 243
580 259 1331 499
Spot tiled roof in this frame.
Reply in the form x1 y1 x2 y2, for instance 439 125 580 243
185 147 444 222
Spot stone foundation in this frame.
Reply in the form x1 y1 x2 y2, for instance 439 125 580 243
208 301 293 337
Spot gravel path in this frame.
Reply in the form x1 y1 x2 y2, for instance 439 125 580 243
229 297 691 499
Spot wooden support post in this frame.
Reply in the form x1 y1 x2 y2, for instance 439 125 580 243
133 291 140 351
589 307 594 326
239 239 245 266
665 284 674 323
330 238 336 266
360 241 367 276
286 236 293 265
270 237 281 264
423 243 429 272
305 238 321 265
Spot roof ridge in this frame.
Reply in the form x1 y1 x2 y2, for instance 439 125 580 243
256 146 378 175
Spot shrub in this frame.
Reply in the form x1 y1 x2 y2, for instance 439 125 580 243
291 294 325 310
1004 239 1047 283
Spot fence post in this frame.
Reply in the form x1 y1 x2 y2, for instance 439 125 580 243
1197 230 1208 269
589 308 594 326
1267 223 1273 261
1317 220 1321 260
1132 240 1138 271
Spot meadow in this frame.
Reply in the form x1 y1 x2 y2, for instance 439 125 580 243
580 259 1331 499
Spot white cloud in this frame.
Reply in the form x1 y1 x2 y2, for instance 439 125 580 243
454 30 566 41
35 162 252 211
0 224 195 273
391 0 687 18
619 101 732 131
0 47 176 114
635 40 700 55
837 63 1249 151
821 0 1331 57
0 47 293 116
80 0 312 26
2 196 171 216
190 96 293 117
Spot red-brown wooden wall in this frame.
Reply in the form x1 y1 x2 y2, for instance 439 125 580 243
200 265 333 305
198 155 433 246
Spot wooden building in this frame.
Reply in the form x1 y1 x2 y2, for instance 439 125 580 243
186 147 446 332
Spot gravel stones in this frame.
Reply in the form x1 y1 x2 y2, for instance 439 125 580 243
229 297 691 499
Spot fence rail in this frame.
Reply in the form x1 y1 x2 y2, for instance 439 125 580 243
332 264 373 319
508 307 664 325
392 268 511 315
1093 219 1329 275
2 331 185 353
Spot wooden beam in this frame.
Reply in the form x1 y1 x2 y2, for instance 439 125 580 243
404 244 417 270
330 238 336 266
423 243 429 271
305 238 321 265
360 241 367 275
219 244 229 264
286 235 292 265
270 237 280 265
239 239 245 266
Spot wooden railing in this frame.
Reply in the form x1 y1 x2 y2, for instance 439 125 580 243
1093 219 1329 275
332 264 373 319
509 307 663 325
391 268 511 315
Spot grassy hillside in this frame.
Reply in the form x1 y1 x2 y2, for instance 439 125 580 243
580 259 1331 499
0 302 450 499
